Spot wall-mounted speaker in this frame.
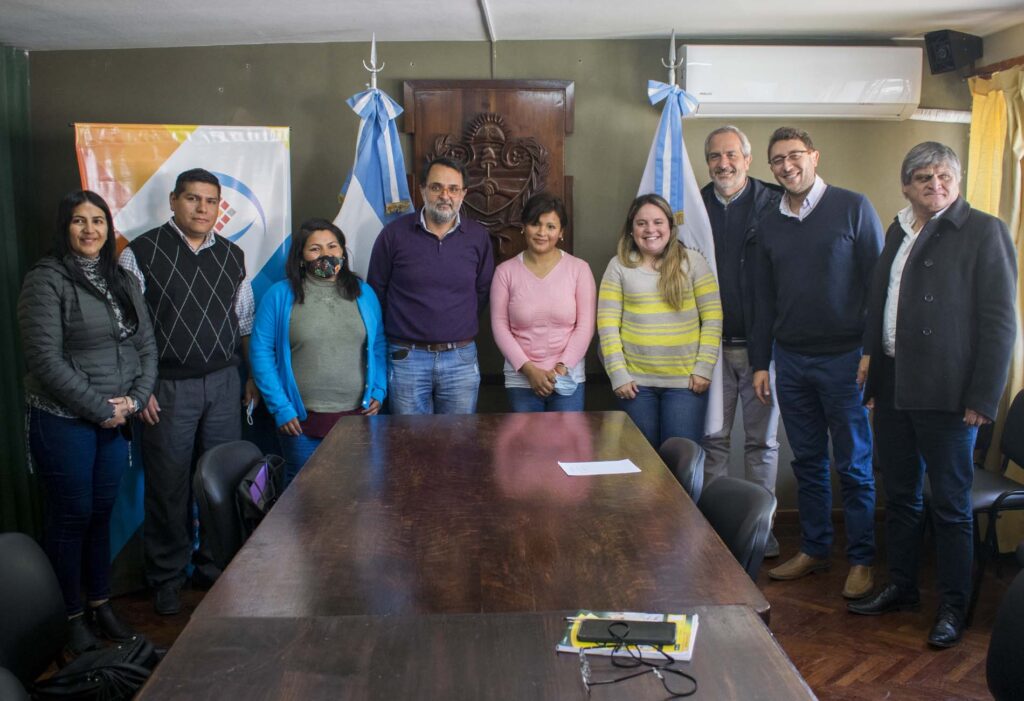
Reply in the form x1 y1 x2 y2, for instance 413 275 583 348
924 30 983 74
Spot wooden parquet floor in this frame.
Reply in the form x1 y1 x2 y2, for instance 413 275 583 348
759 523 1015 700
114 522 1018 700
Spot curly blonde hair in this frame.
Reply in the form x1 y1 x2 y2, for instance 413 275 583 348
616 193 690 309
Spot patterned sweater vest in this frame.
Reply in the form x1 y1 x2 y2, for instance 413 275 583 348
129 225 245 379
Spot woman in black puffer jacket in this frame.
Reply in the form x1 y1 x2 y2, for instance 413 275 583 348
18 190 156 659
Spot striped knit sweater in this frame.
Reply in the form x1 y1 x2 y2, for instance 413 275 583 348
597 249 722 390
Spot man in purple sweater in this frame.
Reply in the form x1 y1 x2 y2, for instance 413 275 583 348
367 156 494 414
751 127 883 602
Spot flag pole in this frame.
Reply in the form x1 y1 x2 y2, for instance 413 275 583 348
641 30 725 436
362 33 384 90
335 35 412 277
661 30 683 88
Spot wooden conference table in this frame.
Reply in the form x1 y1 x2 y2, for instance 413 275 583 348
196 410 769 619
139 412 810 699
140 606 814 700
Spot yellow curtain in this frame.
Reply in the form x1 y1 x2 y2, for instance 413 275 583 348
967 89 1006 215
969 66 1024 549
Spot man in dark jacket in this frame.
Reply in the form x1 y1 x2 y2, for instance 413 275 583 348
848 142 1016 648
699 126 782 557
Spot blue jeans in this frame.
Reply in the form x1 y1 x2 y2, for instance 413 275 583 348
774 345 875 564
872 356 975 614
506 384 585 412
387 342 480 415
278 433 322 489
617 385 708 449
29 408 128 615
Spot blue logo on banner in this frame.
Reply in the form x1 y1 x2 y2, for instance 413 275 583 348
210 171 268 244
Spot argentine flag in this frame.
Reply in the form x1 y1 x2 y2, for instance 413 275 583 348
334 88 412 278
637 80 724 436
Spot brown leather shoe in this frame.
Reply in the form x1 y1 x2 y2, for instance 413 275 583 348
767 552 830 580
842 565 874 600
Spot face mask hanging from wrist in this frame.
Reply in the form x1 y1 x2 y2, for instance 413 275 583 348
554 373 578 396
306 255 341 279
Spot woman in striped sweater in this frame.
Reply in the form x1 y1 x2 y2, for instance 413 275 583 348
598 193 722 448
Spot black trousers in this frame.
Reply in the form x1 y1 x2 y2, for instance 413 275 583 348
142 366 240 589
872 355 976 614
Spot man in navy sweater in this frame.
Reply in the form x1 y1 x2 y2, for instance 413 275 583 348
367 157 494 414
750 127 883 601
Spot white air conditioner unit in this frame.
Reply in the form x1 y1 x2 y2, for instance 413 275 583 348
683 45 922 120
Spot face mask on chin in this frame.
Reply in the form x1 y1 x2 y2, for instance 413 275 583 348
307 255 341 279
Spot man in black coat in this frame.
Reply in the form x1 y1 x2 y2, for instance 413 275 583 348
699 126 783 557
848 142 1017 649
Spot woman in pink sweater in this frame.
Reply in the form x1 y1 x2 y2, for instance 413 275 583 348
490 193 596 412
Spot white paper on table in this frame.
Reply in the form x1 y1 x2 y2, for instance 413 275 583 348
558 459 641 476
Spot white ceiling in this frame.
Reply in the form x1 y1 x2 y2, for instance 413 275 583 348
1 0 1022 51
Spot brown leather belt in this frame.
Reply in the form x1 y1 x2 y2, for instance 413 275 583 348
389 338 473 352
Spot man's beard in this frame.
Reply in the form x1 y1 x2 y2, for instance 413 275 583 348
425 200 457 226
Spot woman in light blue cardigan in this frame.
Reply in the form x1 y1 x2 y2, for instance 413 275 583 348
251 218 386 486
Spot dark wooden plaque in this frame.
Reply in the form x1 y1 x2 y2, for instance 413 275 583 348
403 80 574 261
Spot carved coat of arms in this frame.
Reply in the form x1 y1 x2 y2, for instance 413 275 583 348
427 113 549 259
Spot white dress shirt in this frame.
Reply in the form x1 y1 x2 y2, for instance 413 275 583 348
779 175 827 221
882 204 950 357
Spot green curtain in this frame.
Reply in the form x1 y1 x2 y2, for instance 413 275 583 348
0 45 42 534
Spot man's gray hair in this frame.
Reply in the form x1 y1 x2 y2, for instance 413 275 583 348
901 142 961 186
704 125 752 161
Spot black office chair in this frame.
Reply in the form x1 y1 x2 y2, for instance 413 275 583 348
964 389 1024 623
194 440 265 571
0 667 29 701
987 567 1024 700
697 476 777 581
658 437 705 502
0 532 66 692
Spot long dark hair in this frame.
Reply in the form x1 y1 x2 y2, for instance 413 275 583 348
54 190 138 326
285 218 362 303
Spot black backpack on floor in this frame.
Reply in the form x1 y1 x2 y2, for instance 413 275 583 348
32 635 158 701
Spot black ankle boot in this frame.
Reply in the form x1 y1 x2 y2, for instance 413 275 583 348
64 614 102 661
87 601 135 642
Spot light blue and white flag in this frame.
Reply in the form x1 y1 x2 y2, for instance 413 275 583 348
637 81 724 436
334 88 412 278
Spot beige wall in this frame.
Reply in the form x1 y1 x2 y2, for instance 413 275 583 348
26 39 977 509
982 21 1024 64
27 38 971 262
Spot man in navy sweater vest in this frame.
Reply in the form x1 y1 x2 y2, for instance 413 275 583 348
120 169 260 616
750 128 883 601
